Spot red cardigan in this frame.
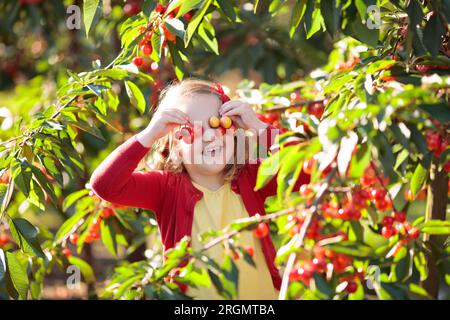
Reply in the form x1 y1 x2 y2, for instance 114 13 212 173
90 127 309 290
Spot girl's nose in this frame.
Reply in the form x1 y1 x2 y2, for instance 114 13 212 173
202 126 222 142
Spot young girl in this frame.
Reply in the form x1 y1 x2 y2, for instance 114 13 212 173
90 78 309 299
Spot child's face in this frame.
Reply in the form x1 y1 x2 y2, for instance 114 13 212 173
174 93 235 176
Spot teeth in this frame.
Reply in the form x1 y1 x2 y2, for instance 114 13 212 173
204 146 222 153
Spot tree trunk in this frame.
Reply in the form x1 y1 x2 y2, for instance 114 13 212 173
422 157 448 299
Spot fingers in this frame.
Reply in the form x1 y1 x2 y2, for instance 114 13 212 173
164 108 190 122
221 106 245 117
164 113 187 125
219 100 242 115
162 109 190 124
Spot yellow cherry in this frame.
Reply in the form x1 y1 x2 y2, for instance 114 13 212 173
220 116 232 129
209 116 220 128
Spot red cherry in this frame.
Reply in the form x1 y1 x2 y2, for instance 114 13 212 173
100 207 114 219
92 216 102 229
253 222 269 238
382 225 396 239
307 102 325 119
264 113 279 124
62 248 72 258
404 189 414 201
69 233 79 244
132 56 144 67
394 211 407 223
375 197 392 211
382 216 395 226
408 227 420 239
0 233 10 246
141 44 153 55
175 125 193 144
289 267 313 284
346 281 358 293
425 130 442 151
313 246 326 259
371 189 387 201
349 207 361 220
290 91 301 103
123 1 141 16
337 208 351 220
183 11 193 21
303 158 315 175
443 161 450 173
312 258 327 273
244 246 254 257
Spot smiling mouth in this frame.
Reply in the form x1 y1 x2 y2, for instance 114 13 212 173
203 145 223 157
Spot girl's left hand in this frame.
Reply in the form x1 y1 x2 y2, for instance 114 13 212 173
219 100 268 130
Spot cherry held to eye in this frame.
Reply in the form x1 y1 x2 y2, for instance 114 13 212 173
175 125 193 144
220 116 232 129
209 116 220 128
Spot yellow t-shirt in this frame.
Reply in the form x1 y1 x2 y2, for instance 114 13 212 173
187 181 279 300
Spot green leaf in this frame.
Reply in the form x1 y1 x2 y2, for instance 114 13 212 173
349 143 371 178
55 209 90 243
289 0 307 38
312 273 332 298
174 0 203 18
323 241 373 258
9 218 46 259
185 0 213 46
68 256 95 284
83 0 101 37
0 184 8 213
197 17 219 55
124 81 146 114
6 251 29 300
164 18 185 39
413 251 428 281
168 42 186 80
11 158 32 197
216 0 236 22
320 0 340 37
62 189 89 211
410 163 428 197
101 219 118 257
150 27 164 62
418 103 450 123
306 5 325 39
420 220 450 235
68 120 105 140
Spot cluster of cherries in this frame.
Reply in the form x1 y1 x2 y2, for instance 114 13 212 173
289 244 359 294
425 129 449 157
174 115 233 145
381 212 419 240
63 194 122 257
416 64 450 76
132 3 193 68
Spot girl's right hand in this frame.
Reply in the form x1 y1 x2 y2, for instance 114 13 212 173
148 108 190 139
136 108 190 147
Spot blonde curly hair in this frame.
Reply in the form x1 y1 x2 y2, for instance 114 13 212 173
151 78 249 181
